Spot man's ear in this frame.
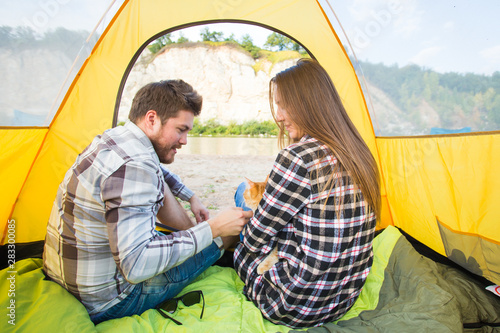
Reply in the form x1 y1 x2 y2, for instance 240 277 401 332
140 110 160 133
144 110 158 126
136 110 160 136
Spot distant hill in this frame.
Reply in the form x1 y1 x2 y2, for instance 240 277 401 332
1 26 498 136
358 60 500 135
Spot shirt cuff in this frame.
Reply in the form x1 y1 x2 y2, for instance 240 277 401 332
178 186 194 202
213 236 223 249
190 221 214 254
193 222 224 252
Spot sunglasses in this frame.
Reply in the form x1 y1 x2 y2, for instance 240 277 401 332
156 290 205 325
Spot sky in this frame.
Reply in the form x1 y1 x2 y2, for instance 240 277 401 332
1 0 113 34
1 0 499 75
163 23 271 49
322 0 500 75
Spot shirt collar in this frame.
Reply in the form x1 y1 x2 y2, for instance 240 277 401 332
300 134 313 142
124 120 160 165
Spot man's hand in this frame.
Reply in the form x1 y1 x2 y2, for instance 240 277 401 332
189 194 210 223
207 207 253 238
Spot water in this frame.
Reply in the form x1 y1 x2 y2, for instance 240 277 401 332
178 136 280 156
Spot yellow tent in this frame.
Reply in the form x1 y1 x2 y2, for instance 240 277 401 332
1 0 499 287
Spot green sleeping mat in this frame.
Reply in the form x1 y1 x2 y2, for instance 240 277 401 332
2 226 499 332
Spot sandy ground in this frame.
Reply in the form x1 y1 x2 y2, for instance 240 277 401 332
166 154 275 215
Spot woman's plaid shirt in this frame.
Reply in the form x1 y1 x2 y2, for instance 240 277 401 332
234 135 376 328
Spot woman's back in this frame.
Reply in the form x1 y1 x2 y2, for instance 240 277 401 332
234 136 376 328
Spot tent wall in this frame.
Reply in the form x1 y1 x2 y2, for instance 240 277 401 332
6 0 499 285
0 128 47 243
4 0 387 244
377 133 500 283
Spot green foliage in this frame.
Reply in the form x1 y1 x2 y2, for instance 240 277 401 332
487 94 500 126
252 50 308 74
239 34 261 58
264 32 288 51
190 118 278 136
360 61 500 131
0 26 36 47
264 32 305 54
0 25 90 59
176 33 190 44
140 27 309 60
148 33 173 54
147 33 192 54
225 33 238 43
200 27 224 42
265 49 307 63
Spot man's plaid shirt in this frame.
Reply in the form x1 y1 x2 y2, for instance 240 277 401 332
234 135 376 328
43 121 214 315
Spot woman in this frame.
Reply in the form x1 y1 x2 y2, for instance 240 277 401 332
233 59 381 328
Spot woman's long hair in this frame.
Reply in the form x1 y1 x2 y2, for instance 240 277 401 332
270 59 381 220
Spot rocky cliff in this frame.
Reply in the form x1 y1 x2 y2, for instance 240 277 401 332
118 44 298 124
118 44 422 135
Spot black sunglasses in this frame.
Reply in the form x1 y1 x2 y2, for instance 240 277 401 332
156 290 205 325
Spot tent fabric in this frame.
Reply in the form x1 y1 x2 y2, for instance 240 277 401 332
3 226 499 332
2 0 389 245
376 133 500 284
0 0 498 293
437 218 500 285
0 128 47 243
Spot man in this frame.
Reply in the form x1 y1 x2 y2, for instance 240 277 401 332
43 80 252 324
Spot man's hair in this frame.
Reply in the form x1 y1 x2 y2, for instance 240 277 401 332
128 79 202 124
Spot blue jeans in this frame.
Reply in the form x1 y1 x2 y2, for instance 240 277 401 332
234 182 253 241
90 241 221 324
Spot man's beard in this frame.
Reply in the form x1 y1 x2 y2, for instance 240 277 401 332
151 139 178 164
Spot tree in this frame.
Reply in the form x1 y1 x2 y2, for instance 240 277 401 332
264 32 291 51
200 27 223 42
264 32 306 54
423 71 439 100
0 26 13 47
487 95 500 128
176 32 189 44
42 27 87 59
224 33 238 44
492 71 500 93
8 26 37 49
148 33 173 54
240 34 260 58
